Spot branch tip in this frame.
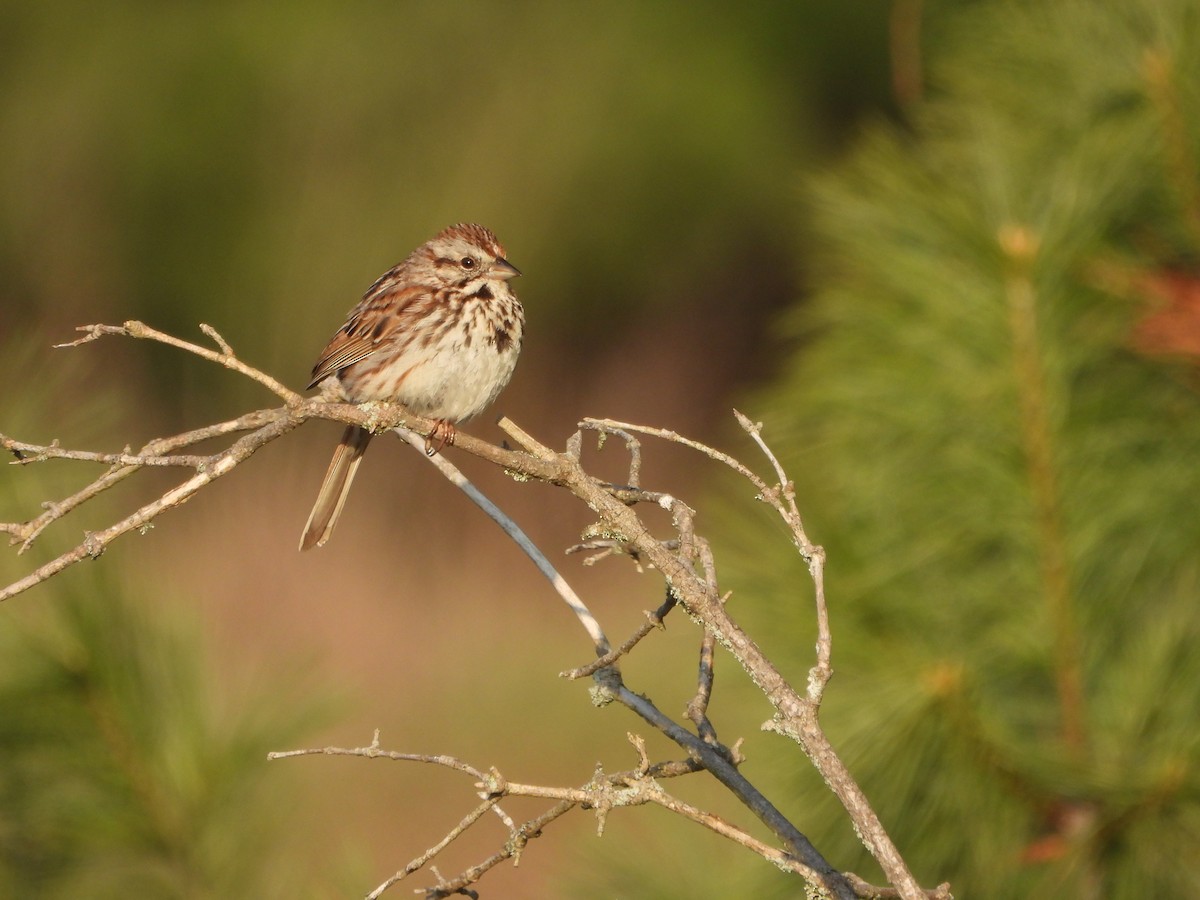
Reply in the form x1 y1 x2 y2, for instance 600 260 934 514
199 322 234 356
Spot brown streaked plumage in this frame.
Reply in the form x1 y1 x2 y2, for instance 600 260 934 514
300 223 524 550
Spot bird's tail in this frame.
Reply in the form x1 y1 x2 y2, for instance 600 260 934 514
299 425 373 551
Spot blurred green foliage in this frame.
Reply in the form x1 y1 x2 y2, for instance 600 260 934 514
0 578 335 899
0 319 337 897
0 2 897 896
15 0 1197 897
0 1 893 415
706 1 1200 897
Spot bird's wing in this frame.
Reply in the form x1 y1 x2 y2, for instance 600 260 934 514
307 277 432 388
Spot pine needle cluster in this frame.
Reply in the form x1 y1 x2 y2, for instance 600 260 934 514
732 1 1200 896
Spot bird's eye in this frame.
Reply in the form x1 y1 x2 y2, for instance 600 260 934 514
460 256 477 269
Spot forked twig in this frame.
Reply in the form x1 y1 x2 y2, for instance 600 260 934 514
56 321 299 403
1 410 283 553
0 414 301 601
560 591 676 679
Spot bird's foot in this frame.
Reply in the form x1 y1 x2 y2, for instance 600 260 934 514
425 420 457 456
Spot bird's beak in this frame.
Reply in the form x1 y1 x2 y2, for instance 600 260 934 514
493 258 521 280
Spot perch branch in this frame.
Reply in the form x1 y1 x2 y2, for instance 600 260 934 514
1 323 938 899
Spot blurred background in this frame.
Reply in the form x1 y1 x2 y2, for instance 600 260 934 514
2 1 1199 898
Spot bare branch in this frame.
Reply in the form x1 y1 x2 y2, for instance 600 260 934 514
845 873 956 900
734 409 796 518
565 536 670 571
4 438 212 469
417 801 573 900
583 422 643 488
366 798 500 899
56 321 299 403
730 410 832 704
1 410 284 552
272 732 856 899
565 419 923 898
0 413 301 602
1 323 941 899
581 416 766 492
594 669 857 898
199 322 234 356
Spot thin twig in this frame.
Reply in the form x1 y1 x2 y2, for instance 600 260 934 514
686 541 722 742
585 422 643 488
366 799 499 899
0 415 301 602
730 411 832 703
1 409 284 552
561 592 677 680
396 426 610 657
57 321 300 403
581 417 764 489
268 730 483 777
564 538 651 570
273 732 727 899
4 439 211 469
734 409 812 550
420 801 574 899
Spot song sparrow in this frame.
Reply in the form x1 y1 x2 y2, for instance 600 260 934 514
299 223 524 550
